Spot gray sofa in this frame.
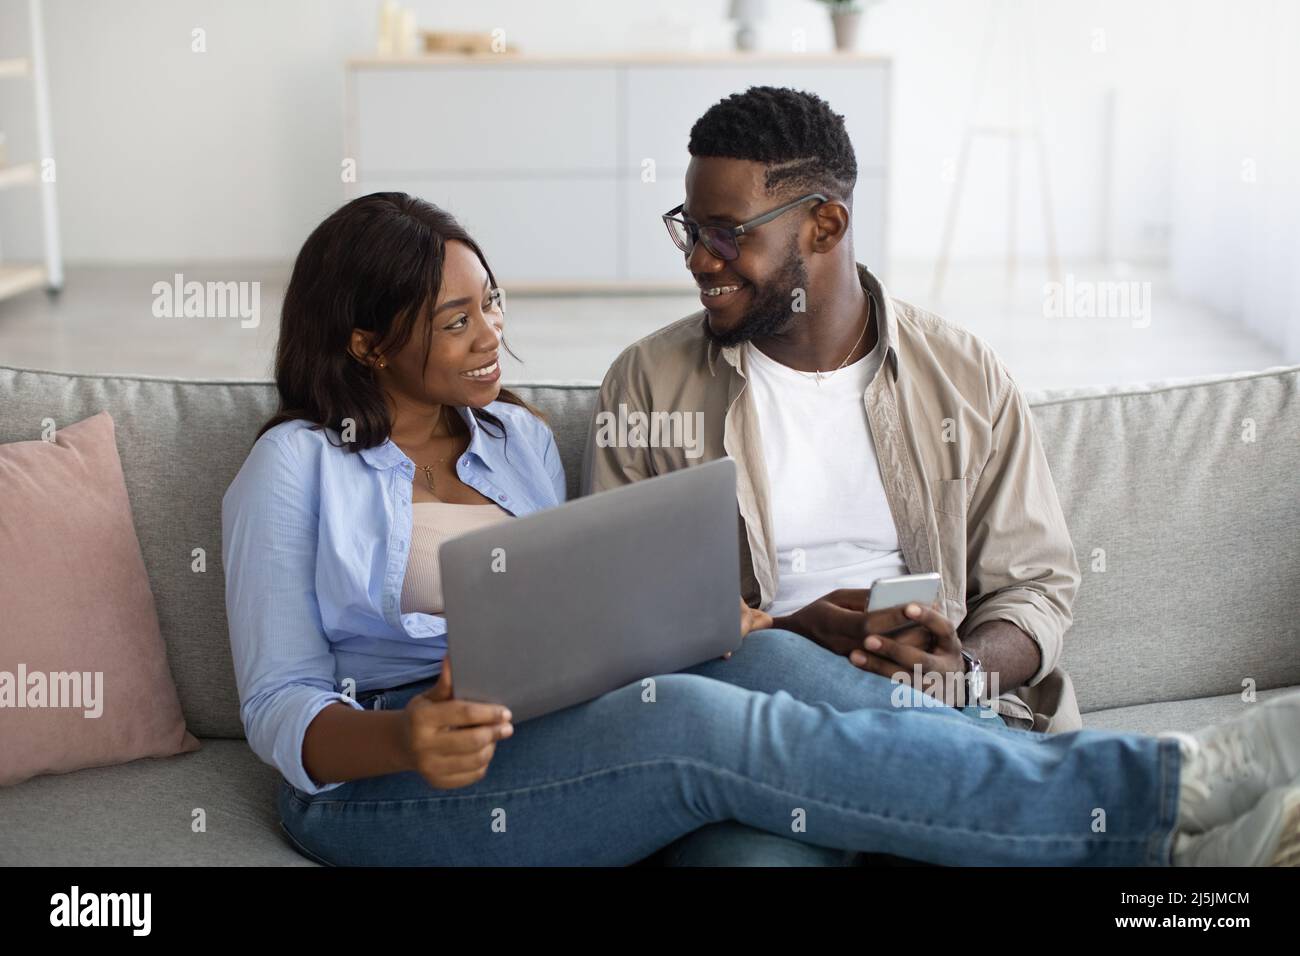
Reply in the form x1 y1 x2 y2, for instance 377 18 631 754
2 361 1298 865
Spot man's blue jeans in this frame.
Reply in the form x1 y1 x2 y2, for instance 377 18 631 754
277 629 1181 866
656 629 1022 866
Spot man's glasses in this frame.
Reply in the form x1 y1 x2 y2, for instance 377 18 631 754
662 193 828 262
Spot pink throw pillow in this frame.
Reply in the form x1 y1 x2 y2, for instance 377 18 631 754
0 411 199 786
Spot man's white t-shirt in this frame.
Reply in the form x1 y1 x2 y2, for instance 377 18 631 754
743 337 909 618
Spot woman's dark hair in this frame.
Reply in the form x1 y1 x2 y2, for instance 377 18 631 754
257 192 539 450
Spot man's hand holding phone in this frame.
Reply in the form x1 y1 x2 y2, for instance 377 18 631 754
771 588 873 657
850 573 967 705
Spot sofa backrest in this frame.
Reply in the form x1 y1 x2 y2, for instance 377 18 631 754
2 363 1297 736
1027 368 1300 712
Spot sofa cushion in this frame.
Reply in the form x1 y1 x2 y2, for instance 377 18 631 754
1028 367 1300 714
1081 684 1297 735
0 411 200 786
0 739 310 865
511 384 599 493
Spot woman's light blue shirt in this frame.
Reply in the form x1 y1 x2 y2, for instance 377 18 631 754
221 403 565 794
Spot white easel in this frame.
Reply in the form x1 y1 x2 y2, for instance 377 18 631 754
931 0 1060 299
0 0 63 302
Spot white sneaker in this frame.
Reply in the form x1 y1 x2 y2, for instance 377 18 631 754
1172 785 1300 866
1162 691 1300 834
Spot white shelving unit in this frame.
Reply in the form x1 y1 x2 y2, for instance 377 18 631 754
0 0 63 302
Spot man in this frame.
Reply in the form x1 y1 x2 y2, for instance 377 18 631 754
584 89 1082 864
586 85 1080 731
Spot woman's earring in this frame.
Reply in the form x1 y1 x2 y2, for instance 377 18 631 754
377 358 387 369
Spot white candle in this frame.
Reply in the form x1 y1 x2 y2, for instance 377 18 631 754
377 0 398 56
397 8 418 57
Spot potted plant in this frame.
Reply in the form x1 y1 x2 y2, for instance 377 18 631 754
818 0 882 52
729 0 771 52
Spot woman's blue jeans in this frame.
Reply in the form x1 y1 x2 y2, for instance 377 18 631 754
277 628 1181 866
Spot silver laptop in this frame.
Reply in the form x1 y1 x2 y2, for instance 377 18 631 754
440 457 741 722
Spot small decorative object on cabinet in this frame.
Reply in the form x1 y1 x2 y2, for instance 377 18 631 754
422 31 516 55
728 0 771 52
819 0 885 53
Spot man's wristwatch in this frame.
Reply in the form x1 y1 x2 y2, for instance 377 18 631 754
960 649 986 707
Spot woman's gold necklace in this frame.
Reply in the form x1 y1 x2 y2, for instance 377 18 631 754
417 458 450 495
414 409 457 496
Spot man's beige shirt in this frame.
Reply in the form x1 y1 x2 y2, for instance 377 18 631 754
582 264 1083 732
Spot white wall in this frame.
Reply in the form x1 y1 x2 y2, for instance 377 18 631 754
1166 0 1300 362
0 0 1245 267
0 0 375 262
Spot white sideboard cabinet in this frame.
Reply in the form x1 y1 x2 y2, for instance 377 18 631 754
346 53 890 290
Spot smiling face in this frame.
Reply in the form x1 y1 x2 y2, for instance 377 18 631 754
351 239 505 410
682 156 814 347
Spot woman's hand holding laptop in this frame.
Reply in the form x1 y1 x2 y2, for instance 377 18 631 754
401 658 515 790
723 599 775 660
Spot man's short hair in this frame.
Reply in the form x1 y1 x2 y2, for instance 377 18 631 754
688 86 858 203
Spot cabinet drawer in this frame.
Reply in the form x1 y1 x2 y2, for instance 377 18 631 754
355 67 619 175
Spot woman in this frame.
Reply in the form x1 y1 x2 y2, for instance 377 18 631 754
222 193 1300 867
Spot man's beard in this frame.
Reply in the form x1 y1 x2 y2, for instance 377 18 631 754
703 240 810 348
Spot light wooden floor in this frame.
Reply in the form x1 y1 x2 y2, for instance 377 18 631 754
0 261 1284 390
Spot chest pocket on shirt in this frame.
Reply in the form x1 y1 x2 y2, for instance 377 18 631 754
932 477 968 621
